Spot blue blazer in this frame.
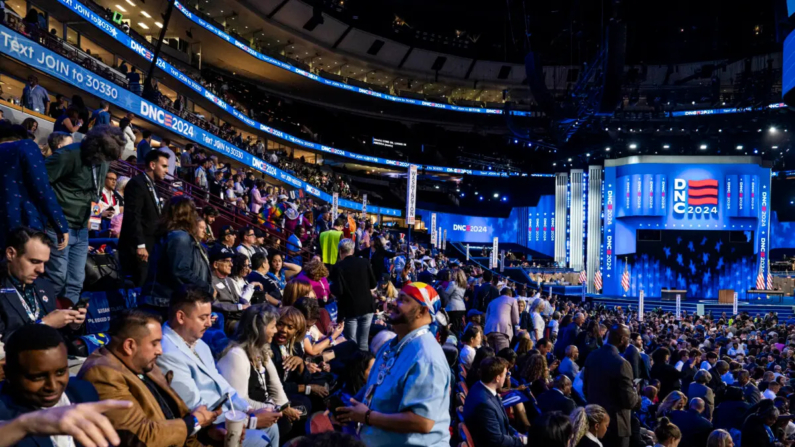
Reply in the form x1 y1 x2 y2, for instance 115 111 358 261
0 379 98 447
462 381 524 447
0 270 57 341
0 140 68 248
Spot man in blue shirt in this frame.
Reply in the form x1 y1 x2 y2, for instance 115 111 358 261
137 130 153 162
89 100 111 128
336 282 451 447
21 75 49 114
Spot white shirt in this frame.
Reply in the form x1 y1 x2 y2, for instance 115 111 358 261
585 432 603 447
763 389 777 400
460 345 476 370
99 187 117 213
480 381 498 396
675 360 685 371
700 360 715 371
51 393 76 447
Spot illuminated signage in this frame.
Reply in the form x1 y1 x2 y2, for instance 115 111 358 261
673 179 718 216
453 224 489 233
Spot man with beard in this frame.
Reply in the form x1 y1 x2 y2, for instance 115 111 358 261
78 309 221 446
336 282 451 447
157 285 282 447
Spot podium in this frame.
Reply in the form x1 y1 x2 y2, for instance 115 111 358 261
661 290 686 301
718 289 734 304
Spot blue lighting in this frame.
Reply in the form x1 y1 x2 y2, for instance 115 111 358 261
479 196 484 201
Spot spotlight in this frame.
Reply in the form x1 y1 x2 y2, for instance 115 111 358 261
663 145 670 149
629 144 637 149
773 146 779 149
700 144 707 149
493 193 499 198
605 147 611 151
586 153 590 157
736 145 743 150
568 158 572 162
479 196 484 201
770 126 777 133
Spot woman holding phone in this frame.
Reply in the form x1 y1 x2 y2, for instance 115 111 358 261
218 304 303 436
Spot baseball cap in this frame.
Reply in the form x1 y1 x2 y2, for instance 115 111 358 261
209 247 235 263
467 309 484 319
220 225 235 238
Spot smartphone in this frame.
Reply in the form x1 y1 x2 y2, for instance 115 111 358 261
309 356 324 365
275 402 290 412
72 296 91 311
209 392 230 412
325 395 346 415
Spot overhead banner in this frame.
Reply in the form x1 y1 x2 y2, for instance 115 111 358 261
430 213 437 247
492 237 499 269
0 26 402 217
332 193 339 220
406 165 418 226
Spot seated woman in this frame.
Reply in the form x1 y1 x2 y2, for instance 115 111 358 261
271 307 329 415
293 297 345 358
217 304 302 437
268 252 302 295
282 278 315 307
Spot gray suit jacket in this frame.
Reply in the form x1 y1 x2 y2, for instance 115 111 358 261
687 382 715 420
583 344 639 438
743 382 762 405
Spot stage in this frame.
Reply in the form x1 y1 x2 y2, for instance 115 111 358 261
587 295 795 319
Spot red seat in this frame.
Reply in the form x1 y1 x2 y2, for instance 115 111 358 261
459 422 475 447
306 411 335 434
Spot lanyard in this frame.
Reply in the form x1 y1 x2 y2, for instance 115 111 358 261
11 286 40 322
143 175 161 214
363 327 429 407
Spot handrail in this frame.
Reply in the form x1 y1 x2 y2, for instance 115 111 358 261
110 159 315 261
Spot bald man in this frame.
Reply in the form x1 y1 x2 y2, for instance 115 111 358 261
583 323 639 447
668 398 713 447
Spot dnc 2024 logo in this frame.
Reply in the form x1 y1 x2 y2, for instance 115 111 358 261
673 179 718 216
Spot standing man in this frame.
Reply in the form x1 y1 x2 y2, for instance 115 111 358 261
623 332 650 382
119 150 169 287
45 126 124 303
319 217 345 268
583 324 639 447
330 239 376 352
21 75 49 114
88 101 111 128
0 139 68 251
336 282 451 447
137 130 153 162
483 287 519 352
738 369 761 405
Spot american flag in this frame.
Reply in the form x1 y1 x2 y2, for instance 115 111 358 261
621 263 630 292
579 270 587 285
594 270 603 291
767 259 773 290
756 266 765 290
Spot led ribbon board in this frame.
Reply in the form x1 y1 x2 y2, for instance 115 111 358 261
0 26 401 216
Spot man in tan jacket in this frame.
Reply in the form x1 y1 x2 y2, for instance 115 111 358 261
78 309 220 446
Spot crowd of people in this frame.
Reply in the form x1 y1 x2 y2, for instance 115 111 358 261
2 115 794 447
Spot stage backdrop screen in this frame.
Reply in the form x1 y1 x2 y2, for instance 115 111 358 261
602 157 771 298
417 195 555 257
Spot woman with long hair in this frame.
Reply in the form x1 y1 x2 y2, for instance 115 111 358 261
528 298 546 343
444 269 468 335
217 304 302 439
141 197 211 317
295 258 330 305
294 297 344 357
657 391 688 418
53 106 83 134
267 252 301 293
575 320 603 367
282 278 315 307
520 353 551 397
651 347 682 401
570 405 610 447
